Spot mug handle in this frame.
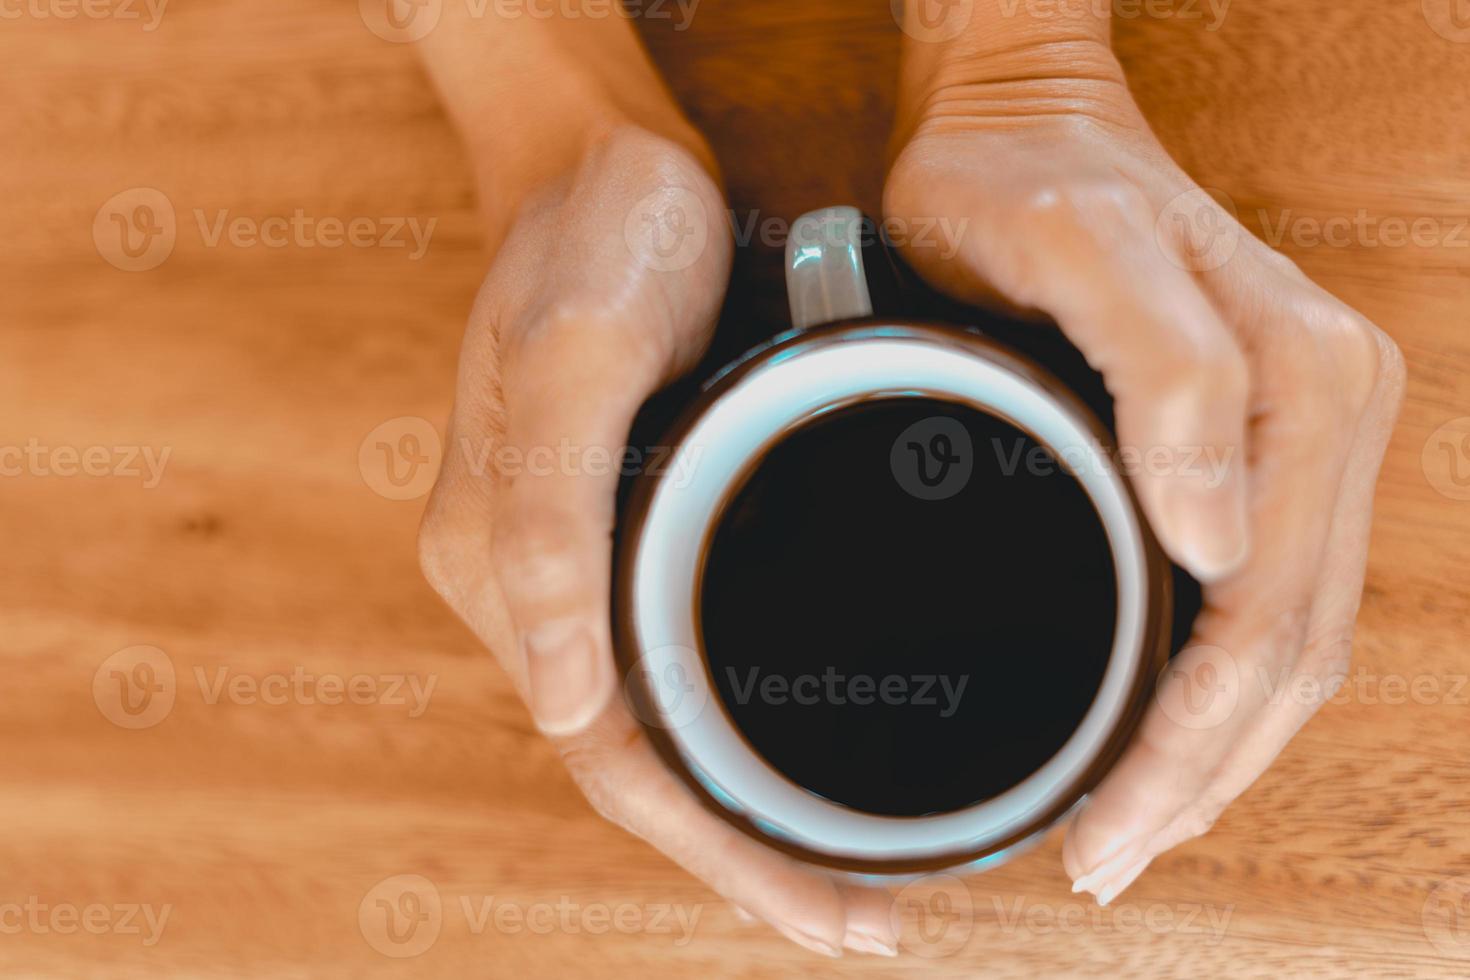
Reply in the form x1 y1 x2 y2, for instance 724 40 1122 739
784 206 875 330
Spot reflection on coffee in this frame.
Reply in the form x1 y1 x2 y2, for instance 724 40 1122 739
699 397 1117 817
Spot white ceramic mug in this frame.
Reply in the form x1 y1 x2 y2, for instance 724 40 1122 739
614 206 1178 876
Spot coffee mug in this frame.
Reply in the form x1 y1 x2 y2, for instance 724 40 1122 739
614 206 1194 877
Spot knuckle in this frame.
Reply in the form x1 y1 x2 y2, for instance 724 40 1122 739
1264 304 1398 447
1257 244 1304 279
416 499 463 605
1019 177 1151 230
505 300 669 389
416 520 449 597
1143 334 1250 414
1301 621 1356 684
559 724 641 832
1176 807 1219 843
1232 603 1314 679
508 302 615 354
1369 324 1408 413
587 791 624 829
1264 602 1315 658
1298 305 1393 414
1327 315 1381 404
415 464 502 610
1197 342 1251 408
490 519 588 613
566 759 625 828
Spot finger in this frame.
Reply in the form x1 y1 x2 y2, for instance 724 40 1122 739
837 882 898 956
1085 314 1404 898
489 317 672 735
558 707 852 958
423 141 728 735
1013 185 1253 580
1064 283 1394 896
923 177 1253 581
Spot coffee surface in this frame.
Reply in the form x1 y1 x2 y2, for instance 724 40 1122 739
699 397 1117 816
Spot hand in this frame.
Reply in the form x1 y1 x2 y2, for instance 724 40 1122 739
885 39 1404 904
418 126 897 957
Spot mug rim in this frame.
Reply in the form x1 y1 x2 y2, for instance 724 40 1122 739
613 319 1173 875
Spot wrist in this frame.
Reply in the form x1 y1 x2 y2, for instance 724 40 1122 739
416 12 714 231
891 1 1124 149
894 0 1112 77
470 97 713 222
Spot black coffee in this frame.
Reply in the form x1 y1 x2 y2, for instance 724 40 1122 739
699 397 1116 817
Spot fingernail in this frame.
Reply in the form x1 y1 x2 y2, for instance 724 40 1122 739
1068 819 1144 881
1071 835 1149 896
843 927 898 957
1163 477 1249 582
1096 856 1153 907
525 621 607 735
774 922 842 958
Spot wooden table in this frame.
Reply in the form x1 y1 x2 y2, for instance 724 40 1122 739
1 0 1467 975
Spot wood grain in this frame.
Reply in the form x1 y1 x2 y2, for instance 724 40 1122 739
0 0 1467 976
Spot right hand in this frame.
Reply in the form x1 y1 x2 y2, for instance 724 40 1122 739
883 40 1407 904
418 126 900 958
